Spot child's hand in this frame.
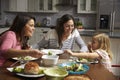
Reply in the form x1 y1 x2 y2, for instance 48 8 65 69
64 49 73 55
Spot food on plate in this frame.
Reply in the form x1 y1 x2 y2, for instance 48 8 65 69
78 58 88 63
41 49 63 55
18 56 34 60
12 62 44 75
64 75 91 80
77 58 99 64
13 67 24 73
24 62 41 74
48 51 53 55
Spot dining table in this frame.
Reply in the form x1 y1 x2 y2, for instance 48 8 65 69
0 58 118 80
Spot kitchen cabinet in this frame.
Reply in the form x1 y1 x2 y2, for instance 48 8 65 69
9 0 28 12
77 0 97 14
28 0 58 12
97 0 120 32
9 0 58 12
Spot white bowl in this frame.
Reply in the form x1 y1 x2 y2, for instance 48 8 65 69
44 68 68 80
41 55 59 67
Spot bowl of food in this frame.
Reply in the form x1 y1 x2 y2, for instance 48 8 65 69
44 68 68 80
41 55 59 67
58 62 89 75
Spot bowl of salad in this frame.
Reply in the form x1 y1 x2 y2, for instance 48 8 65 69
58 62 89 75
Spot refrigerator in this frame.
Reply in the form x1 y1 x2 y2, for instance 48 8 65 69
97 0 120 32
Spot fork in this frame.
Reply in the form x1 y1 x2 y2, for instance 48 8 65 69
10 60 20 67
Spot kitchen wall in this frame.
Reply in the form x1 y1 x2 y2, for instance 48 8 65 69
0 0 97 29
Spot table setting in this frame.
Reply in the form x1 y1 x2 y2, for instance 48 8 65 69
0 48 118 80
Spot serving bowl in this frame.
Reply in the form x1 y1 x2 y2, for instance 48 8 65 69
44 68 68 80
41 55 59 67
58 62 89 75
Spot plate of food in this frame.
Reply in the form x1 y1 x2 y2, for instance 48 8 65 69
7 62 45 77
12 56 38 61
76 58 99 64
41 49 63 55
58 62 89 75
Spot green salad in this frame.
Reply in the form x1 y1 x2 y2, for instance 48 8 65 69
48 51 53 55
12 67 44 74
63 63 84 72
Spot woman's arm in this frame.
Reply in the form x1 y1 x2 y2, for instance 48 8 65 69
73 29 88 52
0 31 43 59
2 48 43 59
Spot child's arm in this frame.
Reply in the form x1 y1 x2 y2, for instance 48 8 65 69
64 49 101 59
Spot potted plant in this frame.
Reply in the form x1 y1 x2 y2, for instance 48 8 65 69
75 21 83 29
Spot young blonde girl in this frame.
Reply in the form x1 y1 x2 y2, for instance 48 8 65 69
64 33 113 72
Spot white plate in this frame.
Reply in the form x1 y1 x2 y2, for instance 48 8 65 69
41 49 63 55
7 65 45 78
12 56 38 61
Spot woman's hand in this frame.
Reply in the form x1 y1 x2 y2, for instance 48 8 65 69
28 49 43 58
64 49 73 55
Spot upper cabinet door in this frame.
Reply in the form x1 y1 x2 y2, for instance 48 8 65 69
34 0 58 13
9 0 58 13
77 0 97 14
9 0 28 12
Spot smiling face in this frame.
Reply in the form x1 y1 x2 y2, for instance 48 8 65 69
63 19 74 35
24 19 35 37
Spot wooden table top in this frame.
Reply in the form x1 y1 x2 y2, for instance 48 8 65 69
0 59 118 80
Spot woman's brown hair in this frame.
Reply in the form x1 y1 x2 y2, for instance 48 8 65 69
0 14 36 49
55 14 76 46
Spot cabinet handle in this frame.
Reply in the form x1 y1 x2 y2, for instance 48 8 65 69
110 12 113 32
112 11 115 31
110 11 115 32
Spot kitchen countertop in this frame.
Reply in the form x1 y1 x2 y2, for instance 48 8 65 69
78 29 120 38
0 27 120 38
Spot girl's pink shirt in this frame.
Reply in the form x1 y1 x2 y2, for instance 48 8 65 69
0 31 21 66
95 49 112 72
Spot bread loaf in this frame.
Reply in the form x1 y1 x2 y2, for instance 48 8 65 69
24 62 40 74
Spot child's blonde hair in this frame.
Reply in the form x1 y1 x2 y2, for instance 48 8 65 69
93 33 113 60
